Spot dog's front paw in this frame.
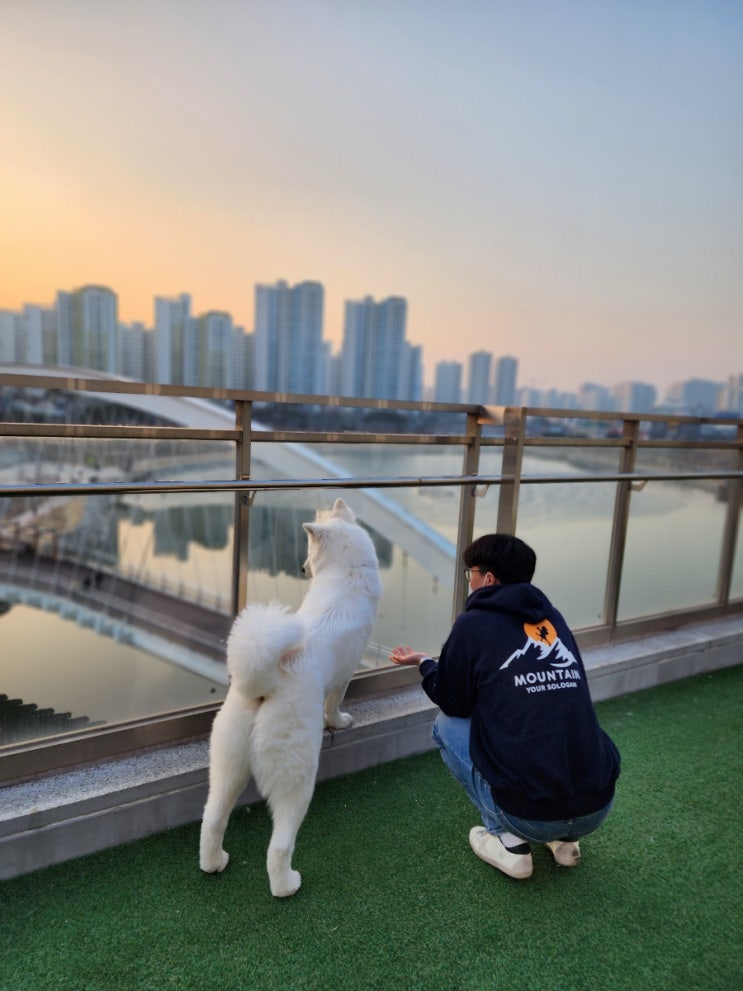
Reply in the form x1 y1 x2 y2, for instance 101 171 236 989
325 709 353 730
200 849 230 874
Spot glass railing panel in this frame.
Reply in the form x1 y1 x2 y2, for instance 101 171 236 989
475 446 620 630
0 491 228 747
617 445 734 619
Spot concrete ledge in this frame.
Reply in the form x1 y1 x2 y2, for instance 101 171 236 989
1 617 741 880
584 615 743 701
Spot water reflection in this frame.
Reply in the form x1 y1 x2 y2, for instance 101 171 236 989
132 502 233 560
0 603 224 743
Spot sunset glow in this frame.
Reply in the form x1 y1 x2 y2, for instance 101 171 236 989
1 0 741 394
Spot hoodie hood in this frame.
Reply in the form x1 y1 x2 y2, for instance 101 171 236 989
465 582 552 624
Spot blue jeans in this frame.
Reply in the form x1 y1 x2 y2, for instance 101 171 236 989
432 713 613 844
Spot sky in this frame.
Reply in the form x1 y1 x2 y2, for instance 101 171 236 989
1 0 741 396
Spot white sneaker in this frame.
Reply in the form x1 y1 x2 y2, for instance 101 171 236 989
469 827 533 879
546 840 581 867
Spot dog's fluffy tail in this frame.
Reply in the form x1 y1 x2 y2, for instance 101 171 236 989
226 602 305 699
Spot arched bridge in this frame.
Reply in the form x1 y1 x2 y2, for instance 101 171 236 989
1 365 457 580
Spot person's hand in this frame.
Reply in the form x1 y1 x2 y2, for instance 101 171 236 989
389 645 427 666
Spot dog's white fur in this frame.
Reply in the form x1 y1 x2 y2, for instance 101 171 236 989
199 498 382 897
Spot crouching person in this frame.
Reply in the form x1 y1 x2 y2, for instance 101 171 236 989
390 533 620 880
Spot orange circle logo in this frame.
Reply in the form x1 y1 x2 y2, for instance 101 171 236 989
524 619 557 646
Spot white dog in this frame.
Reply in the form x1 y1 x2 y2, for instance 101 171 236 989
199 498 382 897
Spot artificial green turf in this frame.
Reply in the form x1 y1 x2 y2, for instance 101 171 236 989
1 666 741 991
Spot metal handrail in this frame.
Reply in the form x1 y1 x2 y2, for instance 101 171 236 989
0 469 741 500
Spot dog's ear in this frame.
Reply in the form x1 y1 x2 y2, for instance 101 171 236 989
331 498 355 521
303 522 328 540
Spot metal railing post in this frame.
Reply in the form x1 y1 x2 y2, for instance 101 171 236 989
496 406 525 536
452 410 482 620
715 424 743 605
602 418 639 629
231 399 252 617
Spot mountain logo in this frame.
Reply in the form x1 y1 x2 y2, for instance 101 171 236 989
499 618 578 671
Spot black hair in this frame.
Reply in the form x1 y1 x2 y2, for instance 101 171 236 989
463 533 536 584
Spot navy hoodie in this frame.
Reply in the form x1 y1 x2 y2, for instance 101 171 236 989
420 582 620 820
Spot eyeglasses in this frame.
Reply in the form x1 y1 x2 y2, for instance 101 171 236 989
464 568 484 581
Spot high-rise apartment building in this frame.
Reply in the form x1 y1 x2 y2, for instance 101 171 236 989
434 360 462 403
319 340 338 396
467 350 492 404
21 305 46 365
231 327 254 391
56 285 118 373
612 381 657 414
578 382 614 412
339 304 366 398
41 307 57 366
720 374 743 414
666 378 722 415
0 311 18 363
119 322 150 381
341 295 407 399
254 280 324 394
324 347 344 398
155 293 193 385
516 386 542 407
493 355 518 405
194 311 234 389
3 305 55 365
536 388 579 411
400 342 423 401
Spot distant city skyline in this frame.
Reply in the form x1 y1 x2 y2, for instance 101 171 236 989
1 2 741 397
1 280 742 415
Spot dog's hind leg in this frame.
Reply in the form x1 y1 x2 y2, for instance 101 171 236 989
199 691 255 874
264 779 315 898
